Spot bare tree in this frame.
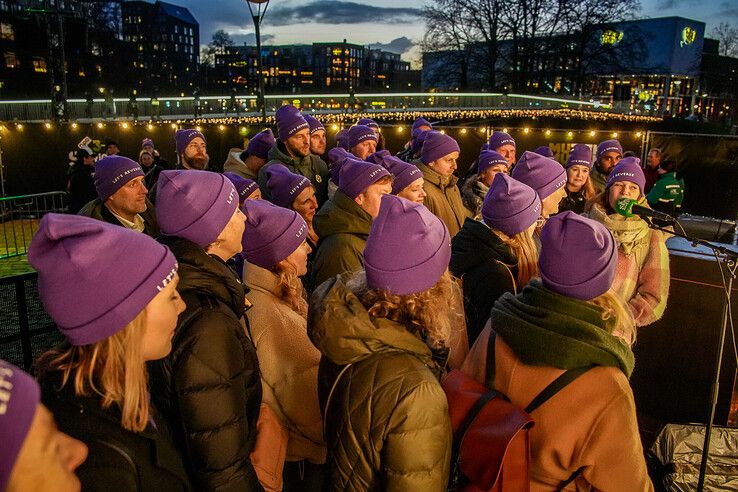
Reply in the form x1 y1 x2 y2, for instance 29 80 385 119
201 30 235 67
711 22 738 57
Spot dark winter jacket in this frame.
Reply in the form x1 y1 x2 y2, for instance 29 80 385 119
67 163 97 214
78 197 160 237
40 370 192 492
259 141 329 207
308 276 452 492
311 189 372 289
450 218 520 345
150 237 263 492
558 187 587 214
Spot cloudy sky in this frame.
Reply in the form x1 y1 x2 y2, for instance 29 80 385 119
160 0 735 61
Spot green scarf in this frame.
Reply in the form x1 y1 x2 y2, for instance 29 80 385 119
491 280 635 377
588 202 650 264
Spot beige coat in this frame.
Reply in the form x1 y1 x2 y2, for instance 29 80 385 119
244 263 326 464
416 162 471 237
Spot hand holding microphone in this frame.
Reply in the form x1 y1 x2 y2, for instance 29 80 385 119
614 197 676 223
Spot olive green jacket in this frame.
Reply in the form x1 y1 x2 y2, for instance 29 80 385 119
259 141 329 206
308 276 452 492
416 162 471 238
310 190 372 289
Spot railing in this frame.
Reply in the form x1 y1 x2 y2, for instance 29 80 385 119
0 192 68 258
0 92 622 122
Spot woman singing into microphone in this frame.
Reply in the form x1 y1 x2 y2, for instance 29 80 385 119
585 157 669 332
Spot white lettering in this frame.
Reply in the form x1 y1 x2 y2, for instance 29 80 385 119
110 167 142 184
156 264 178 292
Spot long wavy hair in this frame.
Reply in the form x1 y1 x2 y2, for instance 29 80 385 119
36 312 151 432
269 264 308 318
589 289 636 346
346 270 456 350
491 227 538 290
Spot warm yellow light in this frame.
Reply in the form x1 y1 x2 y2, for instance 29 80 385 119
635 131 643 137
97 122 104 129
331 124 339 131
612 132 619 138
240 126 248 134
218 125 225 131
460 128 467 135
147 124 154 130
195 126 202 132
396 126 404 133
502 128 508 133
16 123 23 130
121 122 129 129
439 129 446 134
567 131 573 137
545 130 551 136
71 122 78 129
479 127 486 133
589 130 596 137
171 123 177 129
523 127 530 134
44 122 52 129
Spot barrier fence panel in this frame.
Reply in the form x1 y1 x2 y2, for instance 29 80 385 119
0 191 68 258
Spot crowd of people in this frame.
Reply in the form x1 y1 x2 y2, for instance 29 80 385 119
1 104 686 491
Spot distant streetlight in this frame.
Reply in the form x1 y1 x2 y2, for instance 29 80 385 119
245 0 270 124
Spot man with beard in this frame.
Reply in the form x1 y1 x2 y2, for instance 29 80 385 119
147 129 210 204
258 105 329 206
305 115 327 158
590 139 623 195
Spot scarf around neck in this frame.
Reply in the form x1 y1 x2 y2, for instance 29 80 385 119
588 202 650 262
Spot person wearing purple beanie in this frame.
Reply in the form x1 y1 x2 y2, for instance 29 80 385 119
397 121 431 162
224 128 276 181
175 128 209 170
461 211 652 491
258 105 330 208
150 170 265 491
559 143 595 214
240 200 326 490
368 151 426 204
310 194 453 491
305 115 327 157
452 174 541 344
461 150 510 219
334 127 349 150
0 359 87 492
590 139 623 194
585 157 669 328
356 117 384 151
512 150 568 221
347 124 378 160
224 172 262 204
488 131 516 168
31 214 192 490
266 163 320 247
417 131 471 237
78 155 160 237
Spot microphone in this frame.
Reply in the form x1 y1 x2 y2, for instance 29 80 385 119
614 197 676 222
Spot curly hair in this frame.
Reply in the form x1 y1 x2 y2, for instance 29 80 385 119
491 228 538 290
346 270 456 350
589 289 636 346
269 265 308 318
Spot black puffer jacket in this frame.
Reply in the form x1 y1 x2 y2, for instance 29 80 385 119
450 218 520 345
558 187 587 214
40 370 191 492
67 163 97 214
150 237 263 492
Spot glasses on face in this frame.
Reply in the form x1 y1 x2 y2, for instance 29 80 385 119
187 143 207 151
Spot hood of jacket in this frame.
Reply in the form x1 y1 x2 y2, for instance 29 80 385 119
313 189 372 239
158 236 246 318
451 218 517 274
308 276 436 369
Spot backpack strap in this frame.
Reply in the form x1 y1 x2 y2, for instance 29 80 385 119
322 363 352 439
525 366 591 413
484 330 497 389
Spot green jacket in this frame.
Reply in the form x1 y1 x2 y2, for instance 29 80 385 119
647 172 684 208
416 162 471 237
311 190 372 289
258 141 329 206
590 166 608 196
78 198 160 238
309 276 452 492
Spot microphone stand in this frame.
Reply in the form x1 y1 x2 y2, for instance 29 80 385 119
645 218 738 491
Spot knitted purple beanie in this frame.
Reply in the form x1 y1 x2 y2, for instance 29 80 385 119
478 150 510 174
488 131 516 150
368 152 422 195
156 170 238 248
365 150 392 166
338 158 391 199
175 129 205 155
266 164 312 208
364 195 451 295
605 157 646 193
421 131 460 164
482 174 541 236
357 118 379 129
534 146 554 159
246 129 275 160
411 128 429 155
327 147 352 185
566 144 593 169
335 129 349 150
223 172 260 203
0 360 41 492
348 125 378 149
276 105 309 141
539 211 617 300
511 151 567 200
596 139 623 160
141 138 154 149
28 214 178 345
412 117 432 131
94 155 145 201
305 115 325 134
241 199 307 268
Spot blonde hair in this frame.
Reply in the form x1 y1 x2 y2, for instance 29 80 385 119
491 228 538 289
581 176 596 201
36 312 151 432
589 290 636 345
346 270 456 350
269 264 308 318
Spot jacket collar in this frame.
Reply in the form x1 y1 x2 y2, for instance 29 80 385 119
416 162 458 189
244 262 281 297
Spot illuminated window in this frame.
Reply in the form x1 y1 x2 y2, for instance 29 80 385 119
4 51 17 68
32 57 47 73
600 30 623 46
0 23 13 40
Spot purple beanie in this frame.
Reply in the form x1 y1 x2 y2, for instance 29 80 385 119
348 125 378 149
305 115 325 135
357 118 379 129
328 147 352 185
478 150 510 174
370 152 422 195
364 195 451 295
482 174 541 236
411 128 429 155
412 117 432 131
566 143 593 169
488 131 516 150
365 150 392 166
421 131 460 164
142 138 154 149
175 129 206 155
224 172 260 203
534 146 554 159
29 214 178 345
0 360 41 492
246 128 275 160
338 157 391 199
480 142 490 152
596 139 623 160
94 155 145 201
605 157 646 193
266 164 312 208
156 170 238 248
511 151 566 200
539 211 617 300
276 105 309 141
241 199 308 268
335 128 349 150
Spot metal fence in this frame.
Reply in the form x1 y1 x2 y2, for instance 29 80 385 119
0 192 68 258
